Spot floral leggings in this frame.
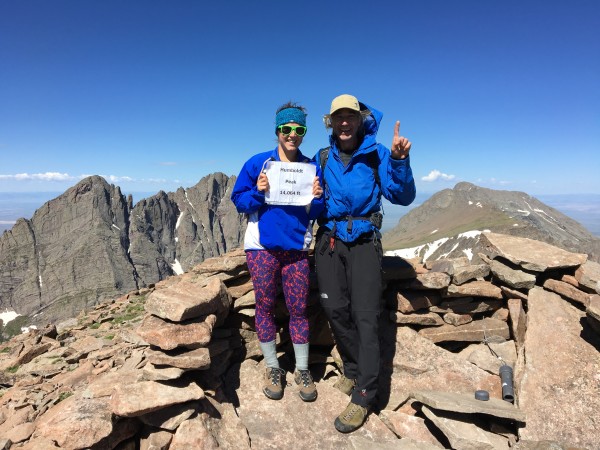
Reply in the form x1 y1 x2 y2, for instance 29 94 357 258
246 250 310 344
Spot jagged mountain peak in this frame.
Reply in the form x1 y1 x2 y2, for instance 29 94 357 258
0 173 245 327
383 182 600 263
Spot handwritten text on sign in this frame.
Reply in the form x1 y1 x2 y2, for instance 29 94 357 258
264 161 316 206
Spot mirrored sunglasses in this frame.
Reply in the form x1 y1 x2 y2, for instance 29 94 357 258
278 125 307 137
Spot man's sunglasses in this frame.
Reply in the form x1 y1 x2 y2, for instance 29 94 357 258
278 125 307 137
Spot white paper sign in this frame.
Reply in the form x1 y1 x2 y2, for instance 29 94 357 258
264 161 316 206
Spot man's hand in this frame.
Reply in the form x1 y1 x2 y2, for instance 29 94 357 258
313 176 323 198
390 121 411 160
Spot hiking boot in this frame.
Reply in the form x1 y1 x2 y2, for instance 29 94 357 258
333 374 356 396
334 401 370 433
294 369 317 402
263 367 286 400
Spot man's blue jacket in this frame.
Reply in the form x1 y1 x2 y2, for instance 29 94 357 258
315 102 416 243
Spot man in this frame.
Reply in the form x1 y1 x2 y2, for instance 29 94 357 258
315 94 415 433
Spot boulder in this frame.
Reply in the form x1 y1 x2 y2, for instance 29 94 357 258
517 287 600 448
480 232 587 272
145 276 231 323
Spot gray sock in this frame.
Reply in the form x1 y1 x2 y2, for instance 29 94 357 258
259 340 279 369
293 343 309 371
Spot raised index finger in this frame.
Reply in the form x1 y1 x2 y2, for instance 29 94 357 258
394 120 400 137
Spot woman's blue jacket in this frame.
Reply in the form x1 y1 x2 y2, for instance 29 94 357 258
231 147 324 251
315 102 416 243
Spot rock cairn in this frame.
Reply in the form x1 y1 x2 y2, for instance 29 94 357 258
0 232 599 449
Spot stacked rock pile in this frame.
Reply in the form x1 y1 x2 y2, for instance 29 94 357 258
0 232 598 449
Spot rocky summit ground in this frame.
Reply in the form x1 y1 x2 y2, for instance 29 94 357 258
1 232 599 449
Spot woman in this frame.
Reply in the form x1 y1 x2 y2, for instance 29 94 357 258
231 102 324 402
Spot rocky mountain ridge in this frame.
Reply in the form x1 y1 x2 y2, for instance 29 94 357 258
3 176 600 332
0 232 599 449
383 182 600 263
0 174 244 327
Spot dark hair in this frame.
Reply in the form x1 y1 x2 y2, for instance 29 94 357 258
276 101 307 115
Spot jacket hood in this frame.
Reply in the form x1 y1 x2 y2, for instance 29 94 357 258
329 101 383 151
360 101 382 137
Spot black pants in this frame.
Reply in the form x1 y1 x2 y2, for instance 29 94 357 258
315 230 383 407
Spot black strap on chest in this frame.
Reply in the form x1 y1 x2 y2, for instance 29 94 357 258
318 146 380 189
317 146 383 233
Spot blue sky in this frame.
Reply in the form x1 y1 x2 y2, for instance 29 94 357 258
1 0 599 197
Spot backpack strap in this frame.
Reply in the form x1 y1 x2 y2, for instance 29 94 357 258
318 146 383 232
366 150 380 186
318 146 331 192
318 146 331 174
319 145 380 188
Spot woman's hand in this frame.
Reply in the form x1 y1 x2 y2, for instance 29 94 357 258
257 173 270 192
